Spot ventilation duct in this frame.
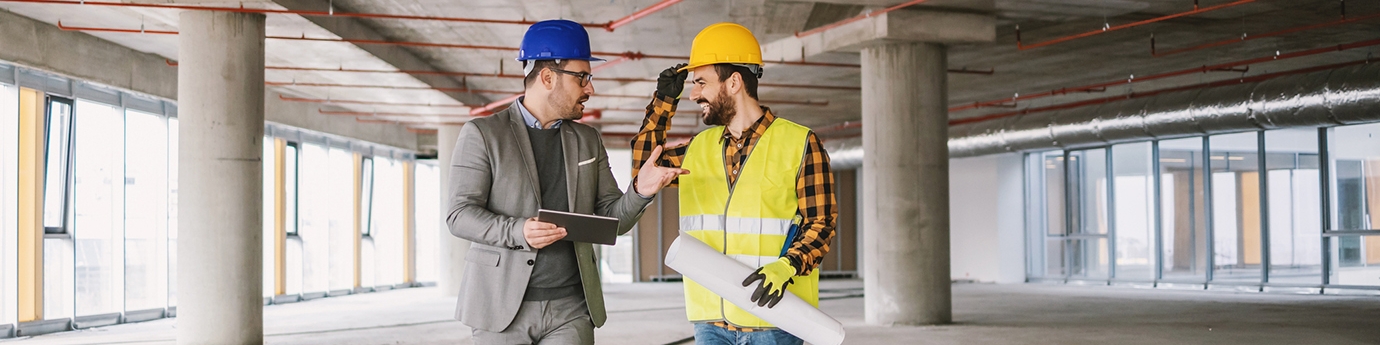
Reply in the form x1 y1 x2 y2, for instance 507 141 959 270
825 63 1380 169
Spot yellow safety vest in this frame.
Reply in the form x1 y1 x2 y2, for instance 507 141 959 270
678 118 819 328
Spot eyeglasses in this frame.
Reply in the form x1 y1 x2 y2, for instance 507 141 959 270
550 68 594 87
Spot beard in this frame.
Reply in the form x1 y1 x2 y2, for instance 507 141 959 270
699 87 736 126
548 83 589 120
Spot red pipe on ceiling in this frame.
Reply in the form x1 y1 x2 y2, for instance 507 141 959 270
794 0 929 38
1016 0 1256 51
948 57 1374 126
280 95 467 108
951 37 1380 113
5 0 625 29
1152 11 1380 57
59 23 991 73
605 0 683 31
319 109 469 117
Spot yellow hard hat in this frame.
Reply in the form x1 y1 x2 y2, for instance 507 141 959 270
680 22 763 73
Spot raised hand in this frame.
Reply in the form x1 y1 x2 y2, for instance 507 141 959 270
656 63 690 99
635 145 690 197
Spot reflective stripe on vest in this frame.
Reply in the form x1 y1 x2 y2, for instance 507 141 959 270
677 118 819 328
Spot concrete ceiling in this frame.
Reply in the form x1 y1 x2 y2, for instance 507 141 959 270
3 0 1377 146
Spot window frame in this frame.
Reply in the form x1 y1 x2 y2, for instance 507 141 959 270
360 156 374 238
42 95 76 236
284 141 301 237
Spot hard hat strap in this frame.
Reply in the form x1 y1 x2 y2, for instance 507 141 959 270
732 63 764 79
522 59 564 77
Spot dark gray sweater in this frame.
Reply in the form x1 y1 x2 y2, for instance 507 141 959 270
523 126 583 301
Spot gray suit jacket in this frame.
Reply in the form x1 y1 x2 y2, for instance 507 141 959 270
446 104 651 332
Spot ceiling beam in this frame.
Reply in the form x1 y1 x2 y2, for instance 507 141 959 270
270 0 491 106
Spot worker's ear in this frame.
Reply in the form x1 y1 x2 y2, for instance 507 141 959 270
540 67 556 91
725 71 743 97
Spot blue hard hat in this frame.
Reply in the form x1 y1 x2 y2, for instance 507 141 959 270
517 19 605 62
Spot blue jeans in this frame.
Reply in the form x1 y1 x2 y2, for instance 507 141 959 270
693 323 803 345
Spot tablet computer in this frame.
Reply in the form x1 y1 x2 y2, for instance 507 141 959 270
538 209 619 245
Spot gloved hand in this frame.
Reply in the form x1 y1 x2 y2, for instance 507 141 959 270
656 63 689 99
742 257 796 308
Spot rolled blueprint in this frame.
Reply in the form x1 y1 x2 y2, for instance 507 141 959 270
665 232 846 345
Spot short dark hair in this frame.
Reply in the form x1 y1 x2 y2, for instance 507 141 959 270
713 64 759 100
523 59 570 89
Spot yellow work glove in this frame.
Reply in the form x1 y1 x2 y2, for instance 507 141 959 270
742 257 796 308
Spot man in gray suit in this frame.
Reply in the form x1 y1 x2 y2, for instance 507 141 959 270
446 19 688 345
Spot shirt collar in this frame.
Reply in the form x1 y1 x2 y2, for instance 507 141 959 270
515 96 562 129
722 107 776 142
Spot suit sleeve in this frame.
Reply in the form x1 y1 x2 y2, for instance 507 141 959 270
594 133 654 236
446 123 532 250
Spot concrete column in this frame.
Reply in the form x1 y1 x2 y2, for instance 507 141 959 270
861 42 951 325
436 124 469 296
176 11 266 344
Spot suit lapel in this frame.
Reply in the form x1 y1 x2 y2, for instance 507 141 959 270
505 108 542 205
561 125 579 210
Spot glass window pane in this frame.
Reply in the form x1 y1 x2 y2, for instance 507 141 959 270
414 162 439 283
372 158 404 287
1069 238 1108 279
1158 137 1208 281
1070 149 1108 235
124 109 168 311
1328 123 1380 231
1025 151 1063 279
328 148 353 292
284 144 298 236
44 238 73 319
1207 132 1262 283
1045 239 1065 278
0 84 17 324
263 137 274 298
1263 129 1322 284
1045 153 1066 236
42 98 73 231
1330 236 1380 286
1112 142 1155 281
360 157 373 236
299 143 329 294
73 99 124 316
167 118 178 307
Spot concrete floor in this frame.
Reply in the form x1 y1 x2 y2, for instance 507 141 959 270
7 280 1380 344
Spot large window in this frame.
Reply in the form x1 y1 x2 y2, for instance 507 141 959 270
263 137 275 298
73 99 125 317
124 109 168 312
327 146 353 293
1066 148 1109 280
1263 129 1322 284
1111 142 1155 281
1 83 17 325
1327 123 1380 286
1027 121 1380 290
371 157 404 287
1207 132 1261 283
1025 151 1066 279
1157 137 1209 282
299 142 330 295
167 118 178 307
283 142 302 296
414 162 439 284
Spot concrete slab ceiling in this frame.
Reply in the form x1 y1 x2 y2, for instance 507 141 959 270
2 0 1377 135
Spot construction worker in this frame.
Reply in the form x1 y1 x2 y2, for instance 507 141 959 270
448 19 686 345
631 22 838 345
